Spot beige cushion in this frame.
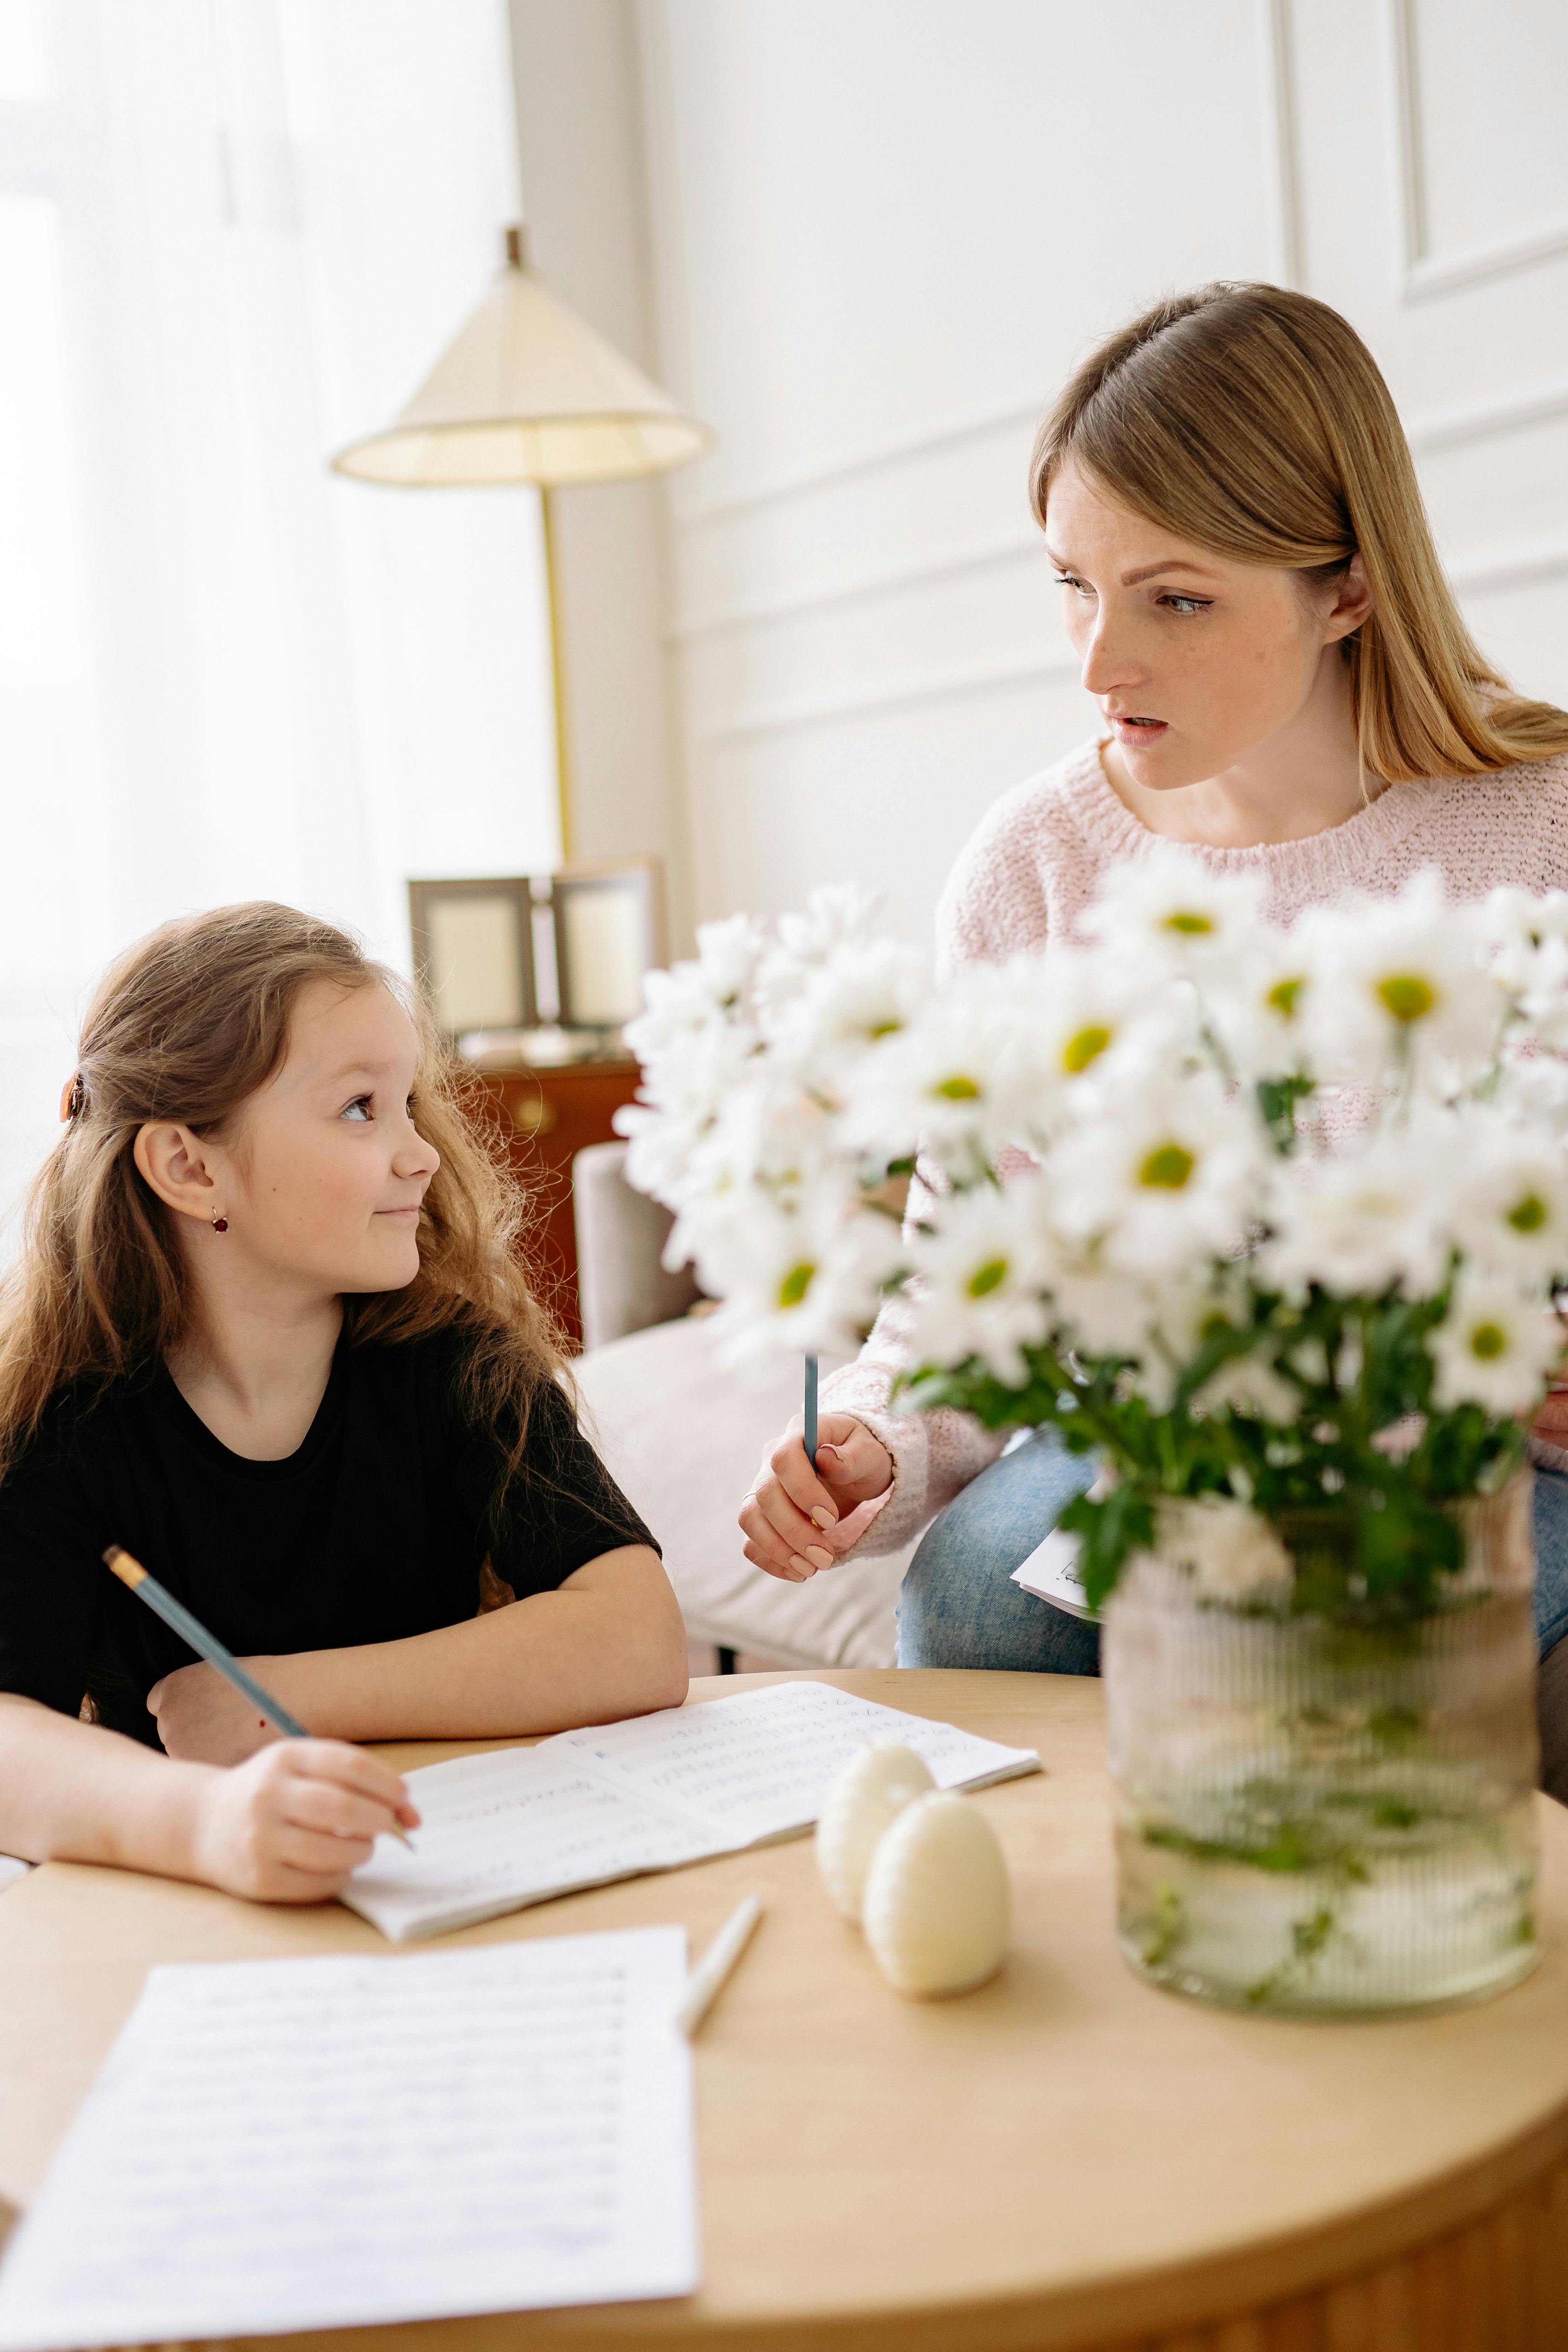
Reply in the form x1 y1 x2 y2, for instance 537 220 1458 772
572 1317 914 1668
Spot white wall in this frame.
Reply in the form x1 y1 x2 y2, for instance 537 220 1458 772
619 0 1568 947
506 0 692 947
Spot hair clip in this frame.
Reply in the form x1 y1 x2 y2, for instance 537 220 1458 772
58 1073 85 1124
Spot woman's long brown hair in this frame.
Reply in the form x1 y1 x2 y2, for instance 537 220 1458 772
0 902 561 1485
1030 282 1568 784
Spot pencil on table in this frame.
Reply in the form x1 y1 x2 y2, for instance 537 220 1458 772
103 1545 414 1849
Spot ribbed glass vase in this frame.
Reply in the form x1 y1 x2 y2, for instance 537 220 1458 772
1104 1475 1540 2015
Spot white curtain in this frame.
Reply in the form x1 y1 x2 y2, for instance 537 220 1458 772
0 0 559 1222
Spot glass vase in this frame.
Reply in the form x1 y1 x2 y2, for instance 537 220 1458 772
1103 1474 1540 2015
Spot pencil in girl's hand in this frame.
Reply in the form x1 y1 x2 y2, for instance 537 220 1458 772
803 1354 819 1466
102 1545 414 1847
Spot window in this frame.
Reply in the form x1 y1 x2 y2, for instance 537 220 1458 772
0 0 557 1214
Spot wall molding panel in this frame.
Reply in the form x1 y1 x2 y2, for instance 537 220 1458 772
1385 0 1568 302
1448 538 1568 600
1406 377 1568 455
693 644 1081 751
673 390 1047 536
1255 0 1304 289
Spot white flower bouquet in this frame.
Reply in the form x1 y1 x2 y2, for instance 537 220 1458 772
620 854 1568 1626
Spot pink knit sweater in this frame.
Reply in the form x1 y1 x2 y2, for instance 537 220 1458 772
822 736 1568 1556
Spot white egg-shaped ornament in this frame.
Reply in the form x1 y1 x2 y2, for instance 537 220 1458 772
861 1789 1010 1997
815 1741 936 1922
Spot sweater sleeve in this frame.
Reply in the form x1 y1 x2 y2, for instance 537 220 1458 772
819 773 1059 1555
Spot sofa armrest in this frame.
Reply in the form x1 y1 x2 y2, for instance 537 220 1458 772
573 1141 702 1350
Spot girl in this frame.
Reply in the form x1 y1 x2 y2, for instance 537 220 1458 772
738 281 1568 1780
0 904 686 1903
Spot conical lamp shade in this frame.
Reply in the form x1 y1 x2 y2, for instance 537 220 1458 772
332 251 711 488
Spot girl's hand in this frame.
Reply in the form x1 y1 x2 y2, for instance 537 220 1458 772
149 1658 287 1765
187 1739 419 1904
740 1412 894 1582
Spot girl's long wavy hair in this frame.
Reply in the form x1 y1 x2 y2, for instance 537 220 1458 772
1030 282 1568 783
0 902 561 1485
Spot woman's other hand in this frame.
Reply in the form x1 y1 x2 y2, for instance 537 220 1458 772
740 1412 894 1582
148 1657 287 1765
188 1738 418 1903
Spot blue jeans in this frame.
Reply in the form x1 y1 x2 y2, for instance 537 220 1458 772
895 1428 1568 1670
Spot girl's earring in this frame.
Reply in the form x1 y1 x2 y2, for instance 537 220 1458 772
211 1208 228 1234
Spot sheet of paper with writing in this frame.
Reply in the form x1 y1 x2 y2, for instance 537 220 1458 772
0 1928 697 2350
346 1681 1039 1941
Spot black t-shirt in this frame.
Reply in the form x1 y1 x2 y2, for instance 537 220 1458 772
0 1326 656 1749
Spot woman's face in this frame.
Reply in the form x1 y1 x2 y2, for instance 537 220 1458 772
1043 456 1365 791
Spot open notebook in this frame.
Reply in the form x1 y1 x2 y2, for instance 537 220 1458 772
346 1679 1040 1942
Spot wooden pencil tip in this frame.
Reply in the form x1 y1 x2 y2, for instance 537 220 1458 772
102 1545 146 1588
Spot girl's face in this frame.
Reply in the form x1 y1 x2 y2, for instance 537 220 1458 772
1043 456 1367 790
212 980 440 1297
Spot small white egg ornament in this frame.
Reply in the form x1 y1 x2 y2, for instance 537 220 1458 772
815 1741 935 1921
861 1789 1010 1998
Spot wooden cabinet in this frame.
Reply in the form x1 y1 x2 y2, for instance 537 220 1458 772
475 1060 641 1351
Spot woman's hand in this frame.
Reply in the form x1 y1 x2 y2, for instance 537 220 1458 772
1533 1386 1568 1453
740 1412 894 1582
187 1739 419 1904
148 1658 287 1765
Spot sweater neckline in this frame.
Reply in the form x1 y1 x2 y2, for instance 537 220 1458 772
1060 738 1446 882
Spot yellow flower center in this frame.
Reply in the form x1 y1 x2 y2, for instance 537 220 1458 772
1061 1023 1112 1074
1139 1142 1195 1190
933 1074 981 1100
1469 1320 1508 1361
1164 911 1213 935
868 1018 901 1038
1508 1194 1548 1233
1376 973 1436 1023
1266 975 1303 1018
777 1261 816 1308
967 1258 1008 1298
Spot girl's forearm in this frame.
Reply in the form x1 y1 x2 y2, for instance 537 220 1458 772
0 1696 211 1877
254 1547 688 1743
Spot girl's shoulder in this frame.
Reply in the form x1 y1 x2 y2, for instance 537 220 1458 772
935 739 1110 973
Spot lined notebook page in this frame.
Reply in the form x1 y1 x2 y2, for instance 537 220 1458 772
343 1748 726 1942
346 1681 1040 1942
543 1679 1040 1847
0 1930 697 2351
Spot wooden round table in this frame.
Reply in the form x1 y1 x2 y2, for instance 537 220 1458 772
4 1668 1568 2351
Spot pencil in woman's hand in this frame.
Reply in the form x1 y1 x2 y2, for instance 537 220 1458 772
102 1545 414 1848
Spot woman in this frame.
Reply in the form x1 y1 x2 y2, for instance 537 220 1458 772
737 282 1568 1765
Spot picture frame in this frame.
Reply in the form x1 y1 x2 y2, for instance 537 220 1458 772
407 877 537 1039
551 860 663 1034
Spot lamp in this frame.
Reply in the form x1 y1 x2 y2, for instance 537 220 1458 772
331 225 711 859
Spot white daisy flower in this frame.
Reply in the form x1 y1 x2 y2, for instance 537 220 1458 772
1005 948 1196 1144
1296 871 1499 1086
1192 1350 1302 1425
905 1185 1052 1384
1429 1272 1565 1417
1444 1114 1568 1281
1046 1260 1162 1361
1081 844 1269 977
1206 927 1314 1082
1263 1120 1452 1300
1048 1071 1266 1279
767 937 929 1095
840 963 1035 1174
697 1186 906 1363
1146 1496 1295 1606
